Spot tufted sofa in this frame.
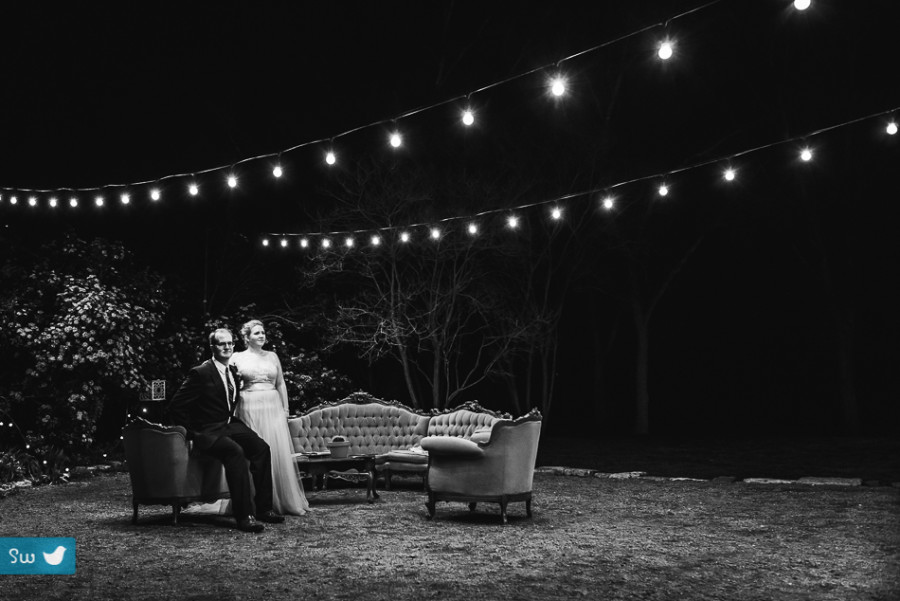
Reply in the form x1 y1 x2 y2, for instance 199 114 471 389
287 391 511 488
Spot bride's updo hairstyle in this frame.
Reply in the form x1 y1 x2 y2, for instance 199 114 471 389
240 319 265 345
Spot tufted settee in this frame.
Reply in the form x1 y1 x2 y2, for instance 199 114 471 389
287 391 510 488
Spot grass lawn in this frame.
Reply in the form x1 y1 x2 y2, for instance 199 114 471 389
1 462 898 601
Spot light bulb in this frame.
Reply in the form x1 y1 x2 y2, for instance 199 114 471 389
400 232 411 243
49 197 58 208
345 237 354 248
462 109 475 126
551 207 562 220
227 175 237 188
325 151 336 165
28 196 37 207
507 215 519 229
793 0 811 10
390 132 402 148
724 168 736 181
273 165 283 178
467 223 478 235
658 40 674 60
550 76 566 97
887 121 898 136
262 239 270 247
95 195 105 207
300 238 309 248
9 196 17 205
430 227 441 240
371 235 381 246
658 184 669 197
322 238 331 248
800 148 813 162
150 188 161 201
280 238 288 248
189 183 199 196
69 197 78 208
120 193 130 204
602 196 614 210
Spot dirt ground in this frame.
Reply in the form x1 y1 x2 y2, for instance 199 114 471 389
1 465 898 601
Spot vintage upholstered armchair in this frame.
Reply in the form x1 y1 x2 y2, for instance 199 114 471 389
122 418 230 524
420 409 542 524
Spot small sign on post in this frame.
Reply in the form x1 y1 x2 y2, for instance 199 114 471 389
151 380 166 401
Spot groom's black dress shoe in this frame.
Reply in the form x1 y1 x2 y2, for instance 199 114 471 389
256 510 285 524
237 516 264 533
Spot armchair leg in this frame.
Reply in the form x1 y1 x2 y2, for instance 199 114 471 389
132 502 139 525
526 496 533 518
425 493 436 519
468 502 477 512
172 503 181 525
499 496 508 525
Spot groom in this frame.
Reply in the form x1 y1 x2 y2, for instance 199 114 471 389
168 327 284 533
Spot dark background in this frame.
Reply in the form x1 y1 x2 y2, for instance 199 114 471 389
2 1 898 437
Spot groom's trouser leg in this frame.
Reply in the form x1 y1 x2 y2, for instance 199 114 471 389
207 435 256 519
230 428 274 515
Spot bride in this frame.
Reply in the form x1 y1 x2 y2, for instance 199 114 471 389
230 319 310 515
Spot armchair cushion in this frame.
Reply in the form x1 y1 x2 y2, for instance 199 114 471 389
420 436 485 458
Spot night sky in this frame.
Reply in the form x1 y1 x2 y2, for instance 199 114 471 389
2 1 898 435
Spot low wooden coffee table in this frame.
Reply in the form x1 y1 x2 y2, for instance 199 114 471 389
292 453 379 504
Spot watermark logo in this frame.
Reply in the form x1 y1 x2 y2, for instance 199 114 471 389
1 538 76 575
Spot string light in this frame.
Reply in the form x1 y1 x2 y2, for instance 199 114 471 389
69 197 78 208
345 237 355 248
507 215 520 229
150 188 161 201
280 238 288 248
227 174 238 188
462 108 475 126
800 148 813 161
658 183 669 196
723 167 736 181
389 132 403 148
95 195 105 207
49 196 58 208
887 121 898 135
321 238 332 249
325 150 337 165
467 222 478 235
400 232 411 243
551 207 563 220
10 196 17 206
262 238 270 247
273 164 283 178
370 234 381 246
28 196 37 207
430 227 441 240
300 238 309 248
601 196 615 210
793 0 811 10
120 193 131 205
188 183 199 196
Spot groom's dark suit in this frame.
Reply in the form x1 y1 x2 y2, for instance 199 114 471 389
168 359 274 522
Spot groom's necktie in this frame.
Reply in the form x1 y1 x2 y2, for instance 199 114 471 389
226 369 235 414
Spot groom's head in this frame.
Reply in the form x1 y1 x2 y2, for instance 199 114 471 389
209 328 234 364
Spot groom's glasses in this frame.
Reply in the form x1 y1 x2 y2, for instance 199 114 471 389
214 341 234 347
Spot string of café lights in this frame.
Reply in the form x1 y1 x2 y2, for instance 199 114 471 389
1 0 895 234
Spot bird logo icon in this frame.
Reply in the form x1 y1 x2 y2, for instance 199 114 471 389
42 546 67 566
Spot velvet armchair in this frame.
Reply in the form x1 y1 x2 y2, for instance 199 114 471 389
122 417 230 524
420 409 542 524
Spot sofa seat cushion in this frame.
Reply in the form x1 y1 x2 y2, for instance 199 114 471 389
380 448 429 465
420 436 485 458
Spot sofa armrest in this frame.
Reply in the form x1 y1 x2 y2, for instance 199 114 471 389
420 436 485 458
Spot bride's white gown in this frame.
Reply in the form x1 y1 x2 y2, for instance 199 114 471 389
184 349 309 516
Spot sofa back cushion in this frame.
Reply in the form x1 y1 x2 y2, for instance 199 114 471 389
289 399 430 455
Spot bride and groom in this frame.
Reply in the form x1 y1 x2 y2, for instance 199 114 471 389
167 323 309 533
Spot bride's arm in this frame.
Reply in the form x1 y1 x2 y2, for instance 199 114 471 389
273 352 290 416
